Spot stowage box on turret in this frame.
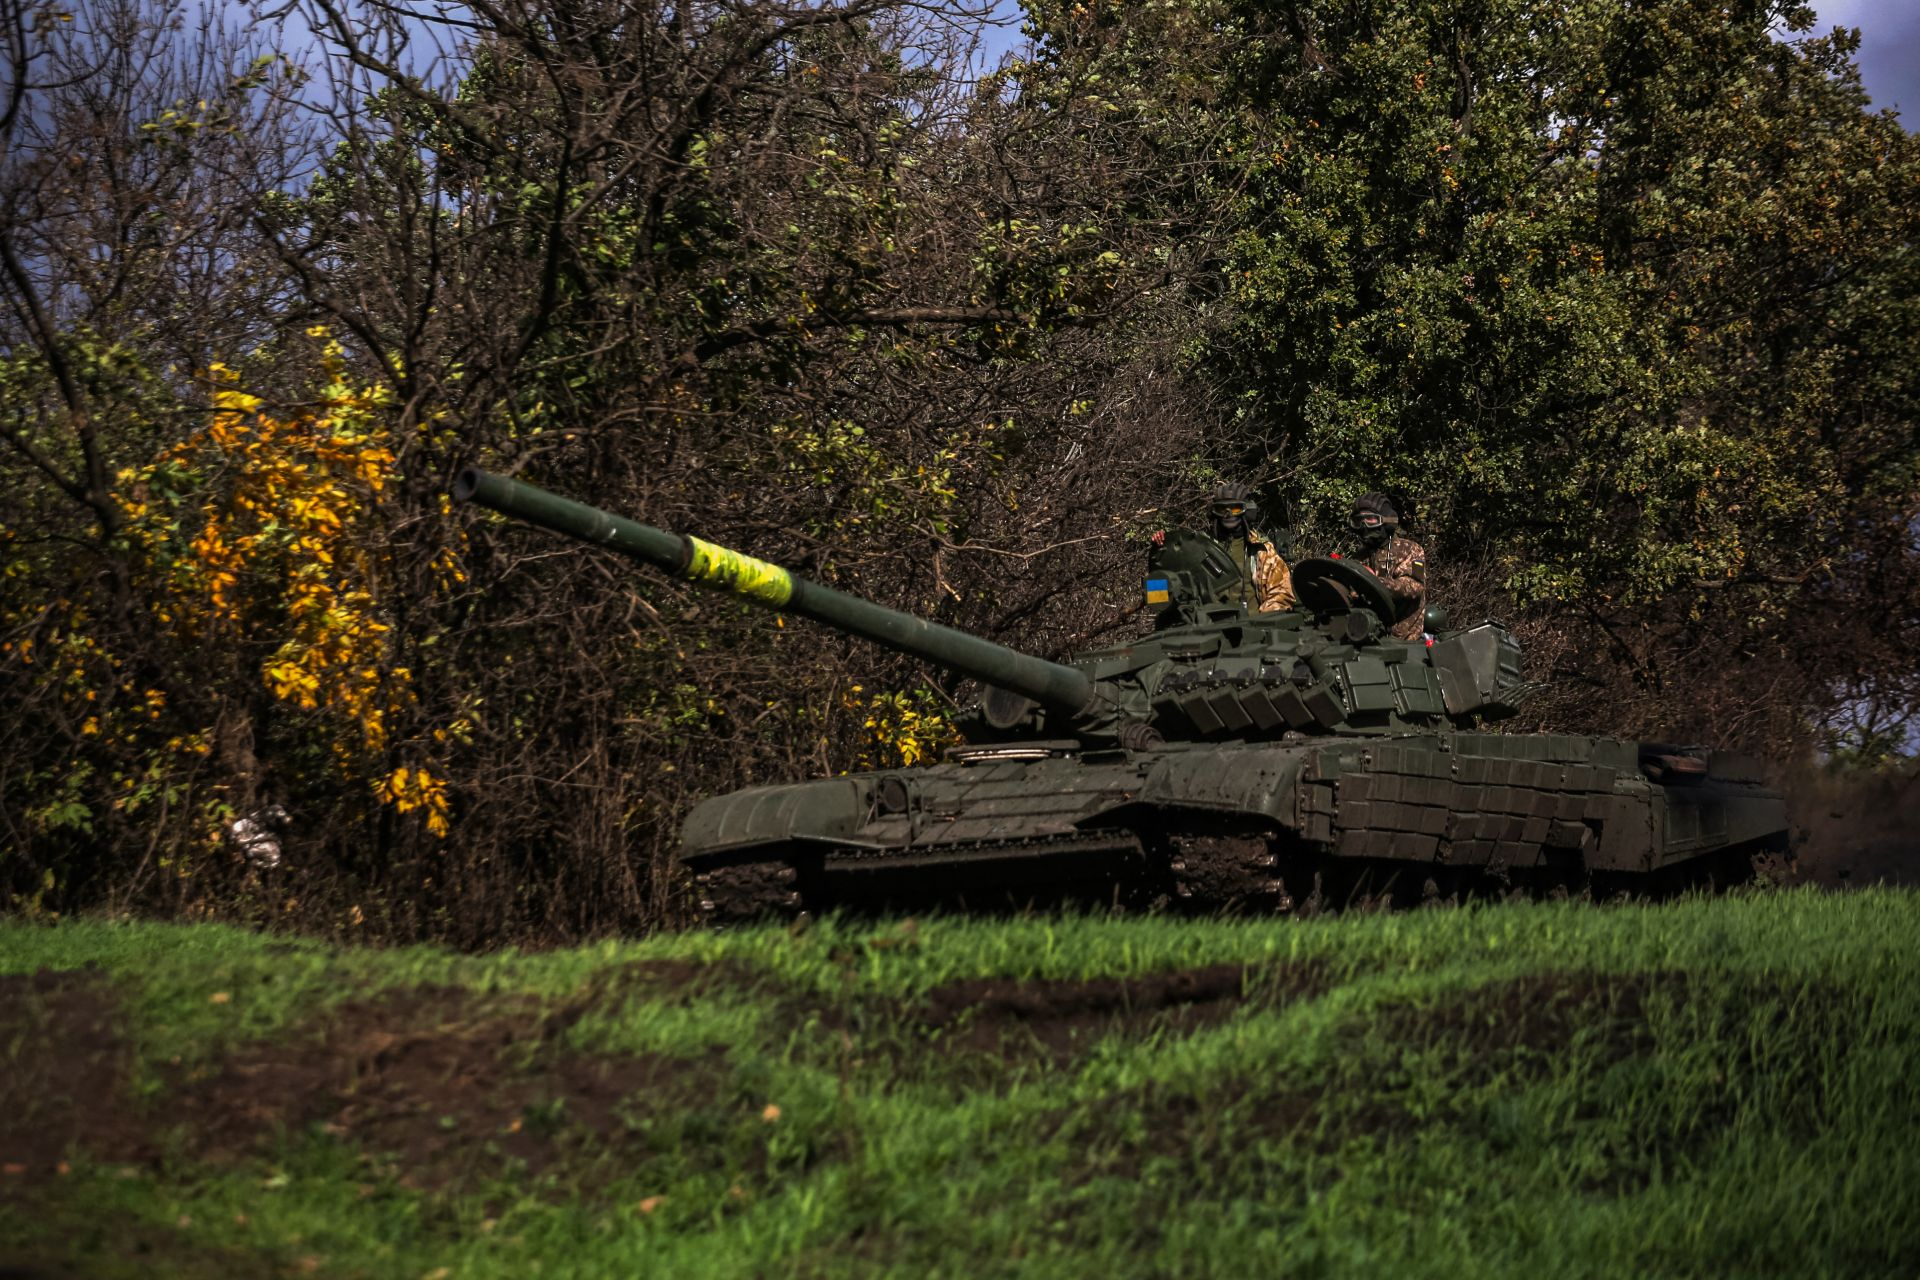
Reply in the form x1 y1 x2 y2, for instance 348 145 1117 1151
454 469 1789 921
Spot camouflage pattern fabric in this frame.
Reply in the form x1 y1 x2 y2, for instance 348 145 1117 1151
1361 534 1426 639
1233 531 1295 613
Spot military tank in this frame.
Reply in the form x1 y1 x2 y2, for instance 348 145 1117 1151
454 468 1789 921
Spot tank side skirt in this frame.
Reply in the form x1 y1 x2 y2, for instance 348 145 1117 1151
1306 738 1784 879
687 737 1787 919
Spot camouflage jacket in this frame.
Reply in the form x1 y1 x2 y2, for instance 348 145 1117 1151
1359 534 1426 640
1233 531 1295 614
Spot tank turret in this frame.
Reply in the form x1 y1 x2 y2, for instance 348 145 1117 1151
454 470 1788 922
457 470 1528 747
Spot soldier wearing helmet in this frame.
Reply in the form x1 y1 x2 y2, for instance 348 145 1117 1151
1347 492 1426 640
1209 482 1294 614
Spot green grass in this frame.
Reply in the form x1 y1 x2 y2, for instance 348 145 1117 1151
3 890 1917 1278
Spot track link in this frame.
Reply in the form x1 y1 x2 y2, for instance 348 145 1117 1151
1166 829 1291 913
693 861 806 926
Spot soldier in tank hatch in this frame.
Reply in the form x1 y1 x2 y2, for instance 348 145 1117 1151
1347 492 1425 641
1209 481 1294 614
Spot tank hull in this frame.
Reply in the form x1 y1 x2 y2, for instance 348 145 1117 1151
444 474 1789 920
682 733 1787 919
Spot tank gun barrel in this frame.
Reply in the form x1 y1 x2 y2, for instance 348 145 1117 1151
452 468 1097 716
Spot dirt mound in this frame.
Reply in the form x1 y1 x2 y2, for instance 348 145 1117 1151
0 969 142 1181
0 975 281 1280
916 962 1328 1067
0 964 748 1197
167 985 723 1191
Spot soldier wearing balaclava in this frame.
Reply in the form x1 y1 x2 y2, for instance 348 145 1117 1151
1347 492 1426 640
1209 482 1293 613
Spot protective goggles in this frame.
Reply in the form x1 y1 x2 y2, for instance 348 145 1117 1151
1351 511 1386 529
1212 503 1247 517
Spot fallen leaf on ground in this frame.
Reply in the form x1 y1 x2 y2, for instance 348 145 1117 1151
637 1196 667 1215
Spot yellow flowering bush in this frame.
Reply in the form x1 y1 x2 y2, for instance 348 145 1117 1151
116 337 452 837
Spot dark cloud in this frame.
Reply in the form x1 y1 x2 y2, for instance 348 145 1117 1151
1812 1 1920 122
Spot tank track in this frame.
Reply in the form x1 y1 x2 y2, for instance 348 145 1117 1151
687 827 1792 925
692 862 804 926
1165 829 1289 911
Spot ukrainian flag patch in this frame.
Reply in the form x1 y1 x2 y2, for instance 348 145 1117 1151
1144 577 1171 606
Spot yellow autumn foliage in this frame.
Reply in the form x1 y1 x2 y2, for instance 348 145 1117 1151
115 341 453 837
841 685 959 770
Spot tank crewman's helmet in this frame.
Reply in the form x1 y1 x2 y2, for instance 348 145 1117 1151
1350 492 1398 548
1210 482 1259 539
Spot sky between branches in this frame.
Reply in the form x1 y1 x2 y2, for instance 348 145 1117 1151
1810 0 1917 117
970 0 1916 123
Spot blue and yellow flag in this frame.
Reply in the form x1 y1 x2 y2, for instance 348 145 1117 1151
1144 576 1171 606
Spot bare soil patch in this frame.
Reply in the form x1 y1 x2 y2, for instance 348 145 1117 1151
920 964 1247 1064
759 959 1336 1094
165 984 727 1192
0 969 143 1182
0 971 286 1278
0 963 754 1199
913 961 1331 1070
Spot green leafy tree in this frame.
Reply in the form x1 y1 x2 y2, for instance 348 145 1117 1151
1019 0 1920 748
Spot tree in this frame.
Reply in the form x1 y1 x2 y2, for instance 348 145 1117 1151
0 0 315 910
1017 0 1920 751
4 0 1220 938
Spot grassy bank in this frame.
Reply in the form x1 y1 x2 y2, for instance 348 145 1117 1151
3 890 1917 1278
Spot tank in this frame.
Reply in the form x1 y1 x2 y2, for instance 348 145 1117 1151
454 468 1789 921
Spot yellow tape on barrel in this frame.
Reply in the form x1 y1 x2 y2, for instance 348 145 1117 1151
684 536 795 606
